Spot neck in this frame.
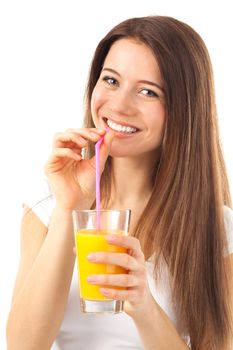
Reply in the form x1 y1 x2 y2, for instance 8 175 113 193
110 152 157 206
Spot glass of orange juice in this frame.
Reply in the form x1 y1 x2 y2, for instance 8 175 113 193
73 209 131 314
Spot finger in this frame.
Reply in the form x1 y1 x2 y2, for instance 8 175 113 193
87 252 138 271
53 132 87 148
66 127 105 136
52 148 82 161
99 287 138 302
106 235 145 260
88 129 115 172
87 273 137 287
53 129 104 148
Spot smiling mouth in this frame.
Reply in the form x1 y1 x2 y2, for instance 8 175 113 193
104 118 139 134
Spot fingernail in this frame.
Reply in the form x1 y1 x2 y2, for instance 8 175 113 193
106 234 117 242
87 253 97 261
96 136 104 147
80 137 88 144
87 276 96 283
90 132 99 138
100 288 110 294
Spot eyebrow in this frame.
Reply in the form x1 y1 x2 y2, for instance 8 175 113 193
102 67 164 92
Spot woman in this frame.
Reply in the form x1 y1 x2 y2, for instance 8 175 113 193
7 16 233 350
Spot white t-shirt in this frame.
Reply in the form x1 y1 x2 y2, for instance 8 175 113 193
24 179 233 350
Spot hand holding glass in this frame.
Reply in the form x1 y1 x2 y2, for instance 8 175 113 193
73 209 131 314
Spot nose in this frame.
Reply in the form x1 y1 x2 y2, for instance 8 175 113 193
110 89 136 117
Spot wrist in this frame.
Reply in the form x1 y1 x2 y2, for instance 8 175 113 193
54 204 74 214
54 199 94 213
125 292 157 321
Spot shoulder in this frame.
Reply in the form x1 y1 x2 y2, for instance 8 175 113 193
223 205 233 224
22 177 55 228
223 206 233 255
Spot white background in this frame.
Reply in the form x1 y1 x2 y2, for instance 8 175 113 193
0 0 232 347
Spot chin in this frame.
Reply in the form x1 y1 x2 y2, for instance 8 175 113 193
109 147 140 158
109 150 130 158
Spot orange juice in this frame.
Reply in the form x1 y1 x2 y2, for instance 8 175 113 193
75 229 127 301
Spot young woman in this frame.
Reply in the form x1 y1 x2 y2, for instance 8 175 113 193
7 16 233 350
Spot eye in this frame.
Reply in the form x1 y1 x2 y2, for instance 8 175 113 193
140 88 159 98
102 76 119 86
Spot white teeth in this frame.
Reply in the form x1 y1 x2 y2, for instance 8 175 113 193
107 119 137 133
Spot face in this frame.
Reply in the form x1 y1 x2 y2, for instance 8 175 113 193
91 38 166 158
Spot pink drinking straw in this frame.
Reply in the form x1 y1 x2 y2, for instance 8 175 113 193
95 136 104 230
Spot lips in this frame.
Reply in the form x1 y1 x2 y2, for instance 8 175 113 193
104 117 139 134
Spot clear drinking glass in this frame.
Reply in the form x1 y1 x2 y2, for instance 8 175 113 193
73 209 131 314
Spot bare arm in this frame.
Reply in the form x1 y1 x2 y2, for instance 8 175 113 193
7 128 114 350
132 298 189 350
6 205 75 350
87 235 233 349
133 254 233 350
87 234 190 350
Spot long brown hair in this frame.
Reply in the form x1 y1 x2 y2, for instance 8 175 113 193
83 16 232 349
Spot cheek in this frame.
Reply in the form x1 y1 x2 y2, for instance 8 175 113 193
155 116 166 143
146 107 166 146
148 105 166 132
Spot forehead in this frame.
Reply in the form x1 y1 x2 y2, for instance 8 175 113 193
103 38 161 80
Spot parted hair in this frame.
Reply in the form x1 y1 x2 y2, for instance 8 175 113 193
83 16 232 349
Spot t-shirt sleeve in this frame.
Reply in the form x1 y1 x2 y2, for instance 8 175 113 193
22 177 55 227
223 206 233 255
